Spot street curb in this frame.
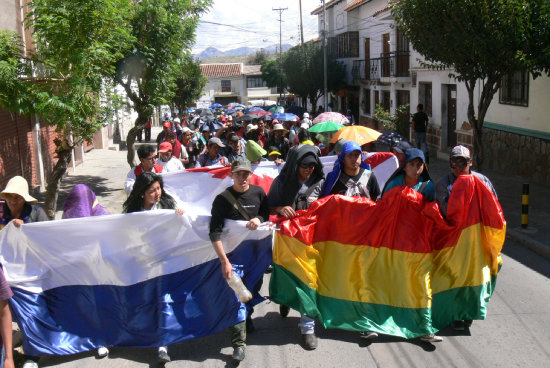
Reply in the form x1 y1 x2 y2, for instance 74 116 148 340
507 228 550 260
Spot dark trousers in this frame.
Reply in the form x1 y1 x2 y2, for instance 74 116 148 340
144 127 151 141
137 129 143 142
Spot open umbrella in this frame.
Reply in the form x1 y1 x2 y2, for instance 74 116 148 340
247 107 265 112
376 130 409 147
271 112 299 121
308 121 344 133
248 110 271 117
210 103 222 108
286 105 307 116
268 105 285 113
313 112 349 125
329 126 382 145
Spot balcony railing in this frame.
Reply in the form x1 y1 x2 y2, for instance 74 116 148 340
352 51 410 81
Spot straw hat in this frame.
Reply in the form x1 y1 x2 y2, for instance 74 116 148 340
0 176 37 203
272 123 287 132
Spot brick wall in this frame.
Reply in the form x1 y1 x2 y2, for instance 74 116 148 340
0 107 59 190
426 124 442 150
482 127 550 184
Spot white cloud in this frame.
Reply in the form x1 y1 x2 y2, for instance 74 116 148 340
192 0 320 54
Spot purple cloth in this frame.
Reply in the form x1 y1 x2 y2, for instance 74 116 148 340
0 267 13 301
62 184 110 219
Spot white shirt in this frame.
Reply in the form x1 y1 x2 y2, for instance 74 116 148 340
125 165 166 195
158 157 185 173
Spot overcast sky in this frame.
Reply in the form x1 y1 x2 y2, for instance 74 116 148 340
192 0 321 53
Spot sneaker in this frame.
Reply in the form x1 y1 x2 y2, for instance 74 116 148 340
22 360 39 368
451 320 465 331
464 319 473 327
265 265 273 274
279 304 290 318
302 333 318 350
359 331 378 339
157 348 171 363
420 334 443 342
232 346 245 362
97 346 109 358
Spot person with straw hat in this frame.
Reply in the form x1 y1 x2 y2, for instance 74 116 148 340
265 122 289 159
1 176 49 368
1 176 48 229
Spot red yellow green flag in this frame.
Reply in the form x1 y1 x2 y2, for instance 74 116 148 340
269 175 505 338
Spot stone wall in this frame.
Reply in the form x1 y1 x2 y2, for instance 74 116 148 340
482 127 550 184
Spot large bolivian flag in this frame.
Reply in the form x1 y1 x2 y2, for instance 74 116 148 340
269 175 505 338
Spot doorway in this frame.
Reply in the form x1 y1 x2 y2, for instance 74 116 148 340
446 85 457 148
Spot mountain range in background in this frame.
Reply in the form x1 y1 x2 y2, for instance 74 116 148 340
194 44 292 60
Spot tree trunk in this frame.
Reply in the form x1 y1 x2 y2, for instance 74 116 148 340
126 112 150 168
44 145 73 219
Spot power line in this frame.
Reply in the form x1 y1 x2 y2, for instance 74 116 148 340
273 7 288 103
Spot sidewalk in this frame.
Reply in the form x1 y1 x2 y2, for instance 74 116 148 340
53 132 550 258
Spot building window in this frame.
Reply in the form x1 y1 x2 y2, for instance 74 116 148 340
419 82 432 116
221 80 231 92
500 70 529 106
363 89 371 115
247 76 267 88
381 91 391 111
328 31 359 58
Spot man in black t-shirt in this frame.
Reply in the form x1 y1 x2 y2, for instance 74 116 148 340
412 104 429 157
209 159 268 363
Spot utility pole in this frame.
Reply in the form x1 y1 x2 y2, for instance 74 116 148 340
299 0 304 45
322 0 328 112
273 7 287 105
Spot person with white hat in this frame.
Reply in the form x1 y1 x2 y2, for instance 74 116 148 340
265 121 290 159
1 176 48 229
302 112 312 127
1 176 49 368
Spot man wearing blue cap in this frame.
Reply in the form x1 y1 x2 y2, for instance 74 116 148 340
319 141 380 200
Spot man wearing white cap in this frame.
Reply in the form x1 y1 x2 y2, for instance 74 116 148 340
302 112 312 127
435 145 497 332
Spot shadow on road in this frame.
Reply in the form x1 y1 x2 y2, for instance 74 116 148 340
501 237 550 278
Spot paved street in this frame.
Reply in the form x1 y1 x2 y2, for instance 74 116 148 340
22 135 549 368
27 239 550 368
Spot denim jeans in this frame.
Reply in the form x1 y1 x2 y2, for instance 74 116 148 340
415 132 428 153
299 314 315 334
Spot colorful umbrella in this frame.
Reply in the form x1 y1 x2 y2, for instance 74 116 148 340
329 126 382 145
271 112 299 121
248 110 271 117
308 121 344 133
268 105 285 113
247 107 265 112
313 112 349 125
210 103 222 108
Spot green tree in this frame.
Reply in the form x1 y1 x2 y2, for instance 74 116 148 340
171 56 207 116
0 0 133 217
392 0 550 169
261 58 285 90
114 0 211 167
247 49 269 65
283 43 346 109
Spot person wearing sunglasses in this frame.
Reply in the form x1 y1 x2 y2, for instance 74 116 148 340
435 145 497 219
266 145 324 351
125 145 165 195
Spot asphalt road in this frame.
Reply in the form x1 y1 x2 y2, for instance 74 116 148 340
23 238 550 368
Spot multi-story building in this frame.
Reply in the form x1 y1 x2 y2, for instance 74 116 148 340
197 63 278 107
312 0 550 183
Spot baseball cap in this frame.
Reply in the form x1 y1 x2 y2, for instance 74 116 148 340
450 145 471 160
163 122 171 128
229 134 240 142
334 138 348 153
231 159 253 173
404 148 426 163
158 142 172 153
208 137 226 147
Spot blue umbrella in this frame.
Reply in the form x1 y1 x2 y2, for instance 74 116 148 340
210 103 222 108
271 112 299 121
376 130 409 146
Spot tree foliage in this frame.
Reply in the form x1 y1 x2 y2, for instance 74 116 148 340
113 0 211 166
392 0 550 169
171 56 207 115
283 42 346 109
261 58 285 89
0 0 134 217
